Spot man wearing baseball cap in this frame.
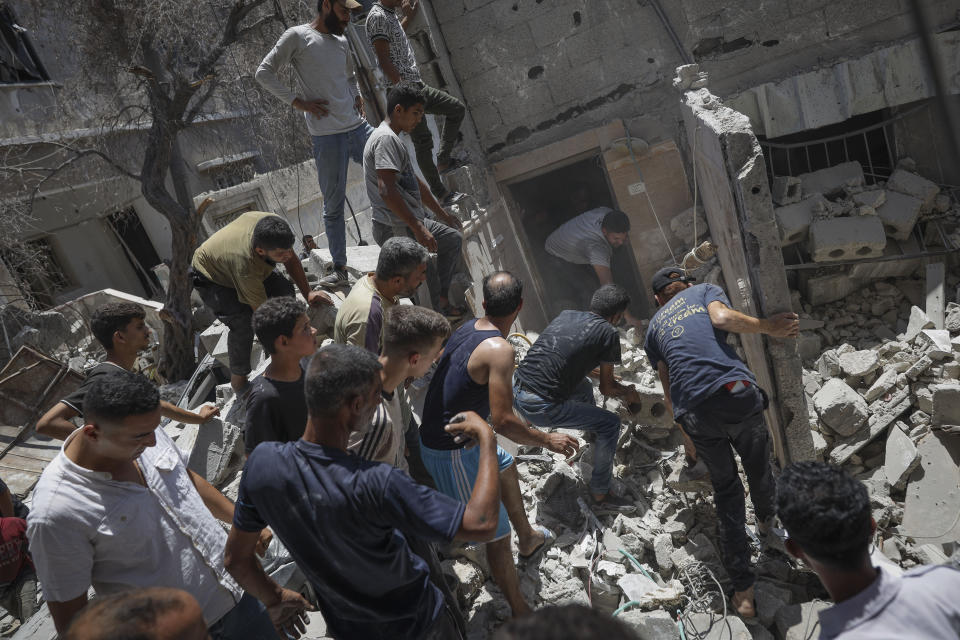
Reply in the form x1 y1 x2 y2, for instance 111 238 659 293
642 267 798 618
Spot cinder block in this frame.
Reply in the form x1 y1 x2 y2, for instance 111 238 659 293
798 161 864 197
886 168 939 212
802 272 863 306
808 216 886 262
772 176 802 205
774 194 825 245
931 383 960 427
876 190 923 241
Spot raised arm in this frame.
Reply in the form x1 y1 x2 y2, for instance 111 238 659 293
707 301 799 337
37 402 79 440
160 400 219 425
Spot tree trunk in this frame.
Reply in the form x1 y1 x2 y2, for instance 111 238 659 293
161 218 199 381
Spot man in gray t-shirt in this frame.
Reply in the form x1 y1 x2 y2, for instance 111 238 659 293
544 207 641 326
362 86 465 316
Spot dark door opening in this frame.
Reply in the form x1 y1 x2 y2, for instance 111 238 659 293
508 156 649 321
107 208 162 297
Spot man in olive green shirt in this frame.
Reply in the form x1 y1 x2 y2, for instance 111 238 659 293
191 211 329 392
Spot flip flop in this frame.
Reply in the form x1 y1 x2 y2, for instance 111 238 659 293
518 525 556 564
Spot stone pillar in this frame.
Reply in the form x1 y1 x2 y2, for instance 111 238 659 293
679 84 815 464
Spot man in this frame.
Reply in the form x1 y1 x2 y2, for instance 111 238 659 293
299 234 318 261
27 371 279 637
63 587 210 640
420 271 581 617
363 85 464 316
777 462 960 639
37 302 219 440
334 235 427 354
224 345 502 640
544 207 641 326
246 297 318 455
191 211 328 393
513 284 644 511
642 267 798 617
0 514 36 624
256 0 371 287
365 0 466 207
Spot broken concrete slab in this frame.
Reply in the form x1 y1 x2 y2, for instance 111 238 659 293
772 175 802 206
864 369 898 402
754 580 792 628
876 190 923 241
186 417 245 486
798 161 864 198
618 608 680 639
682 613 751 640
802 272 864 306
308 245 382 278
775 600 831 640
829 386 912 464
808 216 886 262
905 355 934 381
902 431 960 544
886 168 940 212
903 306 934 342
884 422 920 489
931 383 960 427
813 379 868 436
852 189 886 210
774 195 825 245
838 350 879 379
817 349 840 378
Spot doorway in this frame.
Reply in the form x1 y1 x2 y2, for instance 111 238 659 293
107 208 162 297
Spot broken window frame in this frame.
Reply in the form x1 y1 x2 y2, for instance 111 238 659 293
0 3 51 85
0 236 73 309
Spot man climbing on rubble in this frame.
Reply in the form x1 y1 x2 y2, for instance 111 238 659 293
225 344 503 640
543 207 642 327
245 297 318 455
190 211 330 395
420 271 581 617
256 0 370 288
362 85 465 317
37 301 219 441
642 267 799 618
365 0 467 208
777 461 960 638
334 236 428 354
27 371 281 637
513 283 644 512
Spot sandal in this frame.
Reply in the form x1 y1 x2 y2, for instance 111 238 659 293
518 525 556 564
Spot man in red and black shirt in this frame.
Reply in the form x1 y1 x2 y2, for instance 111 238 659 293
0 515 36 623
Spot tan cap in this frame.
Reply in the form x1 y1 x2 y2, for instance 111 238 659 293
342 0 362 8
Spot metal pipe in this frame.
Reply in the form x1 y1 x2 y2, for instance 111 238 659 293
646 0 693 65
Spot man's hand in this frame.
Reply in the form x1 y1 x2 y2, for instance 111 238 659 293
256 528 274 557
763 312 800 338
401 0 419 18
412 222 438 252
354 95 365 119
307 290 333 306
197 405 220 423
267 588 313 638
445 411 493 448
293 97 329 119
544 432 580 459
440 209 463 231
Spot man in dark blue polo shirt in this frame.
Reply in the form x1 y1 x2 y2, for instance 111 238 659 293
223 344 502 640
643 267 798 618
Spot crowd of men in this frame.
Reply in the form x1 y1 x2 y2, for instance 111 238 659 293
7 0 960 638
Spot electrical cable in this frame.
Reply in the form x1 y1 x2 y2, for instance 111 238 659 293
620 123 678 265
345 194 367 245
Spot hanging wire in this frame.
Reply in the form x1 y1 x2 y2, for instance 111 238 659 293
619 124 678 265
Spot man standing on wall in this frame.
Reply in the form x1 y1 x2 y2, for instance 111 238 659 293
257 0 371 287
365 0 466 207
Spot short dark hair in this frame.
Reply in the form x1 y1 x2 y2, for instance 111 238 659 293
90 302 146 350
590 284 630 319
84 371 160 424
305 344 381 418
383 305 450 358
601 209 631 233
251 215 295 251
482 271 522 317
375 236 428 280
777 462 873 570
302 234 313 242
63 587 195 640
492 604 639 640
387 85 426 114
253 297 306 355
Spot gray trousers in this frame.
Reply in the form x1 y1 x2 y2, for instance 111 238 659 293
372 217 462 309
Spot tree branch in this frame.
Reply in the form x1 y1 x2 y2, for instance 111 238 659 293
27 145 142 211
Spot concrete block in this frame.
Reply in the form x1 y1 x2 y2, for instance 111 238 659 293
864 369 898 402
186 417 245 485
905 355 934 381
803 273 863 306
920 329 952 360
876 190 923 241
798 161 864 197
682 613 751 640
884 423 920 489
772 176 802 205
798 332 822 362
813 379 868 436
931 383 960 427
618 609 680 639
904 306 935 342
808 216 886 262
774 194 825 245
829 387 912 464
817 349 840 378
886 168 940 212
839 350 879 378
775 601 832 640
754 581 792 628
903 431 960 543
853 189 886 209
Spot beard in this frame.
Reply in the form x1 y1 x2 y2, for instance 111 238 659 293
324 10 345 35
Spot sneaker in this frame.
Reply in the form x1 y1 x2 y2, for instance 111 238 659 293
441 191 467 207
318 267 348 287
590 493 637 514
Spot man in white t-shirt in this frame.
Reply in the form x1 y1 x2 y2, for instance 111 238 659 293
256 0 370 287
26 371 303 638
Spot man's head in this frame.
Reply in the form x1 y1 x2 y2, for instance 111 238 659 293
777 461 875 573
63 587 209 640
386 85 425 133
90 302 149 353
375 236 429 297
305 344 383 434
253 297 316 359
600 209 631 248
482 271 523 320
589 284 630 324
317 0 358 35
302 234 317 252
651 267 694 306
383 305 451 379
82 371 160 461
251 215 296 264
491 604 639 640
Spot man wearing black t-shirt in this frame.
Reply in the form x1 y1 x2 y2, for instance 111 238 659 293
513 284 644 511
246 297 318 455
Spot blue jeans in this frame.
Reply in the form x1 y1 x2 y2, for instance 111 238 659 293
209 593 281 640
312 122 375 268
512 376 620 495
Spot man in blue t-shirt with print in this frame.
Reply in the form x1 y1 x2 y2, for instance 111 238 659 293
223 344 501 640
643 267 798 620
